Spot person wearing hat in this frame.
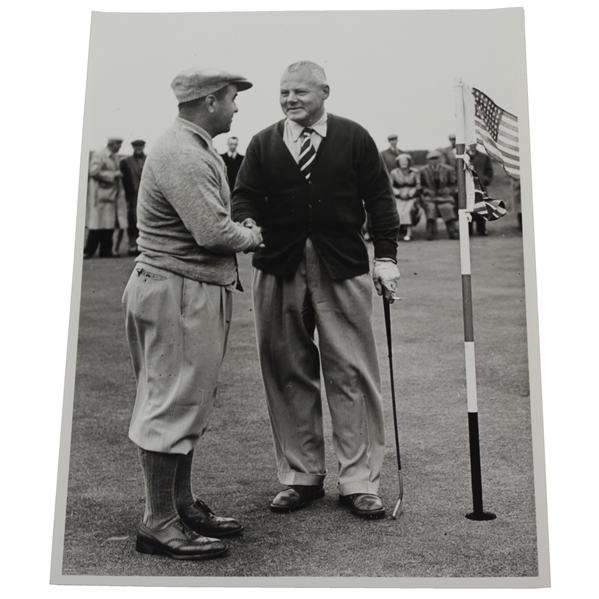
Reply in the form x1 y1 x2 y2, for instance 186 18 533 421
120 140 147 255
381 134 404 174
419 149 459 240
438 133 457 169
122 67 263 561
84 137 125 258
389 153 422 241
232 61 400 519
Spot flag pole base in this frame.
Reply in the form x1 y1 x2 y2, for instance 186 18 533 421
465 511 496 521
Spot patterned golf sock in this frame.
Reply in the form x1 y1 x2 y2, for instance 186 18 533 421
138 447 180 529
174 448 196 511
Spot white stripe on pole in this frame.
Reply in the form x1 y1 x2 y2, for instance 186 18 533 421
465 342 478 413
458 210 471 274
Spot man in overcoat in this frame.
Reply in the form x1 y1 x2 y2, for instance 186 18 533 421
232 61 400 519
122 67 262 561
84 137 125 258
380 134 403 173
420 149 459 240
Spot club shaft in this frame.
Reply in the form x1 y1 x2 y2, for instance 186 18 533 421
383 297 402 471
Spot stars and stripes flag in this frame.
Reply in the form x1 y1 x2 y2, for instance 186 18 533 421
463 84 520 180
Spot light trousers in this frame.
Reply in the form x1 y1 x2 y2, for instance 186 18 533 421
252 240 385 496
123 263 232 454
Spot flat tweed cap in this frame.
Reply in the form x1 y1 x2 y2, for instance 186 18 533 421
171 67 253 103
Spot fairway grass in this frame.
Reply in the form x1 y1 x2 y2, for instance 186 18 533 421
60 205 540 580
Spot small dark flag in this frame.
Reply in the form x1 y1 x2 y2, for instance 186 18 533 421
471 167 507 221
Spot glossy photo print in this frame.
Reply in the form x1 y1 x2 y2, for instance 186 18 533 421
50 8 549 588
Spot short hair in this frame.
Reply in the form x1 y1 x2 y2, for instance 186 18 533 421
284 61 328 86
228 136 238 142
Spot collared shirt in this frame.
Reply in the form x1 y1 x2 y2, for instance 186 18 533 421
283 112 328 163
227 151 238 159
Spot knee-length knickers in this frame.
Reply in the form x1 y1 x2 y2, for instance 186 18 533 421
252 239 385 496
122 263 232 454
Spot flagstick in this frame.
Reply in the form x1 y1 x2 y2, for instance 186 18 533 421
454 79 496 521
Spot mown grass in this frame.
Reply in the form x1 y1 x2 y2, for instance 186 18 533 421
61 185 538 579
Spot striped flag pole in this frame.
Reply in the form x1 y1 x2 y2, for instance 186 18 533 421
454 78 496 521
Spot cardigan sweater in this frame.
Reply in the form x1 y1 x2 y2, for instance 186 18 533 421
231 114 399 280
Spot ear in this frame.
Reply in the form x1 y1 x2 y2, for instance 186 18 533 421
205 95 217 113
322 85 330 100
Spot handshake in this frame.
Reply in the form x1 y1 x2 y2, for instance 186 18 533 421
239 217 264 253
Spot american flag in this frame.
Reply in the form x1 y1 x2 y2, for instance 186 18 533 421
472 87 520 180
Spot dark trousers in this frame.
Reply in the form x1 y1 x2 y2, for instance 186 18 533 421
468 213 487 235
127 199 139 249
84 229 114 257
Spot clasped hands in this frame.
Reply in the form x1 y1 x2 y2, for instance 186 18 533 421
239 218 264 252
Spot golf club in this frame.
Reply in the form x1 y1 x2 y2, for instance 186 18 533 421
383 294 404 519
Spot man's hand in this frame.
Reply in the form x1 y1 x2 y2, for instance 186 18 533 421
238 218 264 251
373 259 400 303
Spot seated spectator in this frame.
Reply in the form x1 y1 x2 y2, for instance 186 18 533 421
420 150 459 240
389 153 422 241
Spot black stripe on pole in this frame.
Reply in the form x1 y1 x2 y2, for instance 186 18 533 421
462 274 474 342
466 411 496 521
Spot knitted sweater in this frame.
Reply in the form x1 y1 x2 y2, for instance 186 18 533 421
231 114 399 280
135 118 255 285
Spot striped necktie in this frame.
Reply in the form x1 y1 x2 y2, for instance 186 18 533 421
298 127 316 179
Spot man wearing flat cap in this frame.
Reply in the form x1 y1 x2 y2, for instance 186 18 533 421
120 140 147 256
122 67 262 561
420 149 459 240
381 134 404 174
232 61 400 519
84 137 125 258
438 133 457 169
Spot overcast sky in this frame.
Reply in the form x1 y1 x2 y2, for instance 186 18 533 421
83 9 527 156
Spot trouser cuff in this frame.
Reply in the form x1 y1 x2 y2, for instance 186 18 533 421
278 472 325 486
338 481 380 496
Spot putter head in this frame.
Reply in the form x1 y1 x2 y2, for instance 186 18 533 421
391 497 402 519
391 472 404 519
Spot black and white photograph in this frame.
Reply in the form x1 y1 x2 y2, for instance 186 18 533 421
1 1 597 597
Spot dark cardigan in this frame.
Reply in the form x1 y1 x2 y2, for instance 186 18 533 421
231 114 399 280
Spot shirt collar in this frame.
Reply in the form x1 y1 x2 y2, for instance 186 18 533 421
175 117 215 151
287 112 328 142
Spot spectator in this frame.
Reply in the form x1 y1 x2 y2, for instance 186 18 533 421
232 60 400 520
220 136 244 190
84 137 125 258
120 140 147 255
438 133 457 168
389 153 422 241
420 150 459 240
467 146 494 236
381 133 403 173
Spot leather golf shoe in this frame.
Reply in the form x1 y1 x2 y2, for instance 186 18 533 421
179 499 244 538
270 485 325 513
136 518 228 560
339 493 386 519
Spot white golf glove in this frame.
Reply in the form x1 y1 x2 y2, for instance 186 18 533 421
373 258 400 303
